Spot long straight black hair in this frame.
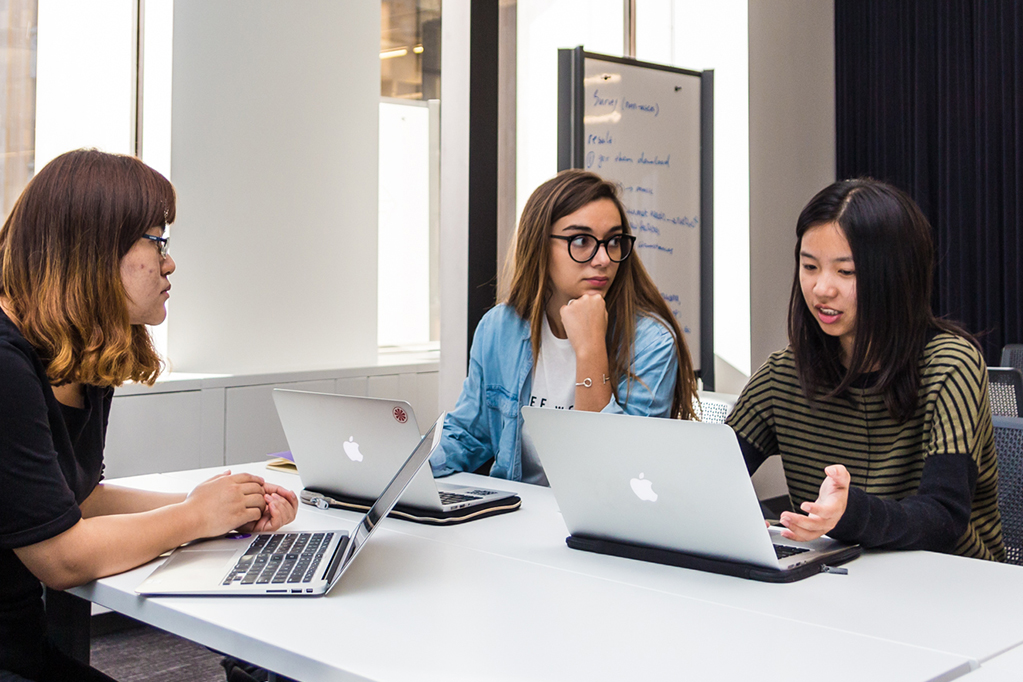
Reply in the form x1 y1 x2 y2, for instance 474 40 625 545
788 178 972 422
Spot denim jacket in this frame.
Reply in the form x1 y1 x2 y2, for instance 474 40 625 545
430 304 681 481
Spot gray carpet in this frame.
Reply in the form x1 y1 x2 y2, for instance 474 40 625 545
90 616 225 682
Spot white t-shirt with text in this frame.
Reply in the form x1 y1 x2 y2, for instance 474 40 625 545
520 315 577 485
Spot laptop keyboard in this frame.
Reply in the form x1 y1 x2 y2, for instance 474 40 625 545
437 490 480 507
222 532 334 586
774 544 811 559
438 491 485 505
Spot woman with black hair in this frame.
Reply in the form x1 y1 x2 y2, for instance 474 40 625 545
726 178 1003 560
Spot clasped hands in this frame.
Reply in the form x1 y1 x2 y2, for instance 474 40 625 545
777 464 850 542
186 471 299 538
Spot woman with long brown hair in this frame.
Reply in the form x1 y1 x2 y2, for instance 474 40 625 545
431 169 699 484
0 150 298 681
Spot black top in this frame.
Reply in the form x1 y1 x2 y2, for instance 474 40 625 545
0 308 112 678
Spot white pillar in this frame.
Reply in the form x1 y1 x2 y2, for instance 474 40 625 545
168 0 380 374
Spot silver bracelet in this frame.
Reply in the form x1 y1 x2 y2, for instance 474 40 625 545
576 374 610 388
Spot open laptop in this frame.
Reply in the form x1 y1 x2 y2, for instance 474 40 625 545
520 407 860 582
135 418 441 596
272 390 518 519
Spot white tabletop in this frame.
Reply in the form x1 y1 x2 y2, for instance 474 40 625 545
217 464 1023 665
959 643 1023 680
71 462 1023 681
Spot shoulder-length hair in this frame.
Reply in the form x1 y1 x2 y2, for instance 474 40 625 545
788 178 970 422
503 169 698 419
0 149 176 387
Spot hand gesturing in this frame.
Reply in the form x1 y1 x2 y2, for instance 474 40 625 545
778 464 850 542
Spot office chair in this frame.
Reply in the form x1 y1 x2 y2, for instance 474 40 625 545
695 391 738 424
988 367 1023 418
993 416 1023 566
1000 344 1023 373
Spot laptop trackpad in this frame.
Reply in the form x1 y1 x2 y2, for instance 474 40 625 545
144 550 238 589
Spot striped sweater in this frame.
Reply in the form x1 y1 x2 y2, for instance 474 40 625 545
726 333 1004 561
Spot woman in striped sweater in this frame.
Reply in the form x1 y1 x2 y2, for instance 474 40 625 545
726 179 1003 560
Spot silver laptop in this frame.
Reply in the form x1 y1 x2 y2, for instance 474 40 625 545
272 390 516 514
136 418 442 596
521 407 858 577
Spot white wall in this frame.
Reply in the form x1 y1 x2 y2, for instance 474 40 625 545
748 0 836 372
167 1 380 375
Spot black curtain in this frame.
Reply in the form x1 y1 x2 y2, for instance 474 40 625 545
836 0 1023 365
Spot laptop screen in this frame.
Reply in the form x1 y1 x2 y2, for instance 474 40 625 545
329 415 443 585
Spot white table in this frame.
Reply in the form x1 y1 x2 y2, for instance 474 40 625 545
69 463 1023 681
348 472 1023 667
960 643 1023 680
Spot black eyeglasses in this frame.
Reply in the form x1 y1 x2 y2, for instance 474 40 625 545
550 233 636 263
141 234 170 259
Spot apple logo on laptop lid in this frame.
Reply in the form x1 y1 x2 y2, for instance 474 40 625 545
343 436 364 462
630 473 658 502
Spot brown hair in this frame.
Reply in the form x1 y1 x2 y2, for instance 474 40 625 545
504 169 698 419
0 149 176 387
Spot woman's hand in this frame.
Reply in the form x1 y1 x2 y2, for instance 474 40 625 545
561 293 613 412
778 464 850 542
13 472 282 590
239 483 299 533
559 293 608 357
183 471 267 538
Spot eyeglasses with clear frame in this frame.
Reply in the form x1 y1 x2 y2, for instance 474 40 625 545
141 234 170 259
549 233 636 263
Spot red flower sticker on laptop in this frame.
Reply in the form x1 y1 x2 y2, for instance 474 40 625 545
393 406 408 424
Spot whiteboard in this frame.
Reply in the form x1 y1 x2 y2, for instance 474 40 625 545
559 49 713 385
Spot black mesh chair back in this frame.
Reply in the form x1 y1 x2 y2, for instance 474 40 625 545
993 416 1023 565
988 368 1023 418
1001 344 1023 373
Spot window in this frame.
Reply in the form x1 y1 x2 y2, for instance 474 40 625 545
1 1 37 221
379 0 441 348
381 0 441 100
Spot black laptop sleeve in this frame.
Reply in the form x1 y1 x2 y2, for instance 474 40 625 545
301 487 521 525
566 534 861 583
